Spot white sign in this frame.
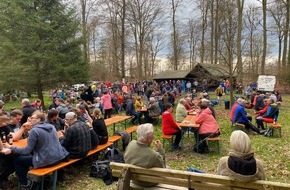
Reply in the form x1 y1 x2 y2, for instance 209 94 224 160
257 75 276 92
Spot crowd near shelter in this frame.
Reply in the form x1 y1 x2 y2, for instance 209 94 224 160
153 63 237 90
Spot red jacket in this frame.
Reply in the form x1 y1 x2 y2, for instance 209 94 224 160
162 111 180 135
255 105 269 115
230 102 239 122
195 108 220 135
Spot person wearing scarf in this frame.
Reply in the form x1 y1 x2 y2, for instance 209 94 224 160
217 130 266 182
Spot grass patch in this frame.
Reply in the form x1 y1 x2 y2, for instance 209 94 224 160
4 92 290 189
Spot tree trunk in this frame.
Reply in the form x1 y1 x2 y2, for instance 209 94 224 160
172 0 178 70
121 0 126 80
237 0 244 83
261 0 267 74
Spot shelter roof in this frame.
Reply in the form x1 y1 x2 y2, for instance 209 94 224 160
153 70 192 80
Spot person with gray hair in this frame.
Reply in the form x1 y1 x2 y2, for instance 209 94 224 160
175 98 188 122
233 99 262 134
144 97 161 123
217 130 266 182
124 123 165 187
20 98 36 125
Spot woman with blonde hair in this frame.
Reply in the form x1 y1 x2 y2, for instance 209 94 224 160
217 130 266 182
92 108 108 145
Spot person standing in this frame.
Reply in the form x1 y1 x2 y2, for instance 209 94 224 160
215 85 224 105
101 89 113 119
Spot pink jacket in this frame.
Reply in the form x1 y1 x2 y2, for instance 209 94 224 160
195 108 220 135
101 94 113 110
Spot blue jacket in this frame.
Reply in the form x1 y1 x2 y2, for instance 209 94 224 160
233 104 249 124
264 104 279 121
12 123 69 168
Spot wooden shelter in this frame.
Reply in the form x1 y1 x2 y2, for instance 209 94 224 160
153 63 236 87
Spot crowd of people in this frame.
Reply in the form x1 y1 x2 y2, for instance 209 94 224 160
0 96 109 189
0 79 283 189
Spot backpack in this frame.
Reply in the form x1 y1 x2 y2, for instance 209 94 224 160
90 160 113 185
114 130 130 151
90 148 124 185
104 147 125 163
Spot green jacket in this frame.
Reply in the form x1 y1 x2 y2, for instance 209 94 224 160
175 103 188 122
124 140 165 187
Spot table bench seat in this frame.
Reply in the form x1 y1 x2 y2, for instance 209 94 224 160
28 142 112 190
111 162 290 190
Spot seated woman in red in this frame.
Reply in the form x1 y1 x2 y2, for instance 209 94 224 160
194 102 220 154
256 98 279 130
162 103 182 150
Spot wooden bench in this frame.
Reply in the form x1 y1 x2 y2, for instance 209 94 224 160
108 135 122 147
233 122 245 131
125 125 138 140
28 142 112 190
110 162 290 190
269 123 282 137
162 133 173 151
151 115 160 125
207 137 220 154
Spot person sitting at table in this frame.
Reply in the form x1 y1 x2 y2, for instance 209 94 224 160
144 97 161 124
184 96 193 111
194 102 220 154
46 109 66 131
126 97 141 125
162 103 182 150
92 108 108 145
7 109 23 133
217 130 266 182
60 112 91 159
134 96 145 123
175 98 188 123
124 123 165 187
201 98 216 119
4 111 69 189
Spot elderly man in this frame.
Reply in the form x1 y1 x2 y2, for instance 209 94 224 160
60 112 91 159
233 99 262 134
124 123 165 187
20 99 36 126
144 97 161 124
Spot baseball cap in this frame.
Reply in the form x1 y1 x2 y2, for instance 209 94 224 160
65 112 76 120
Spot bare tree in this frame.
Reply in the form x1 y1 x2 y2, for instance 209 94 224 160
257 0 268 74
218 0 238 106
236 0 244 83
244 5 263 78
185 19 200 69
127 0 163 79
281 0 289 69
196 0 209 64
268 0 286 73
171 0 183 70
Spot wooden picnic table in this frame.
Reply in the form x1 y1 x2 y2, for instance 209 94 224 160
105 115 132 133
